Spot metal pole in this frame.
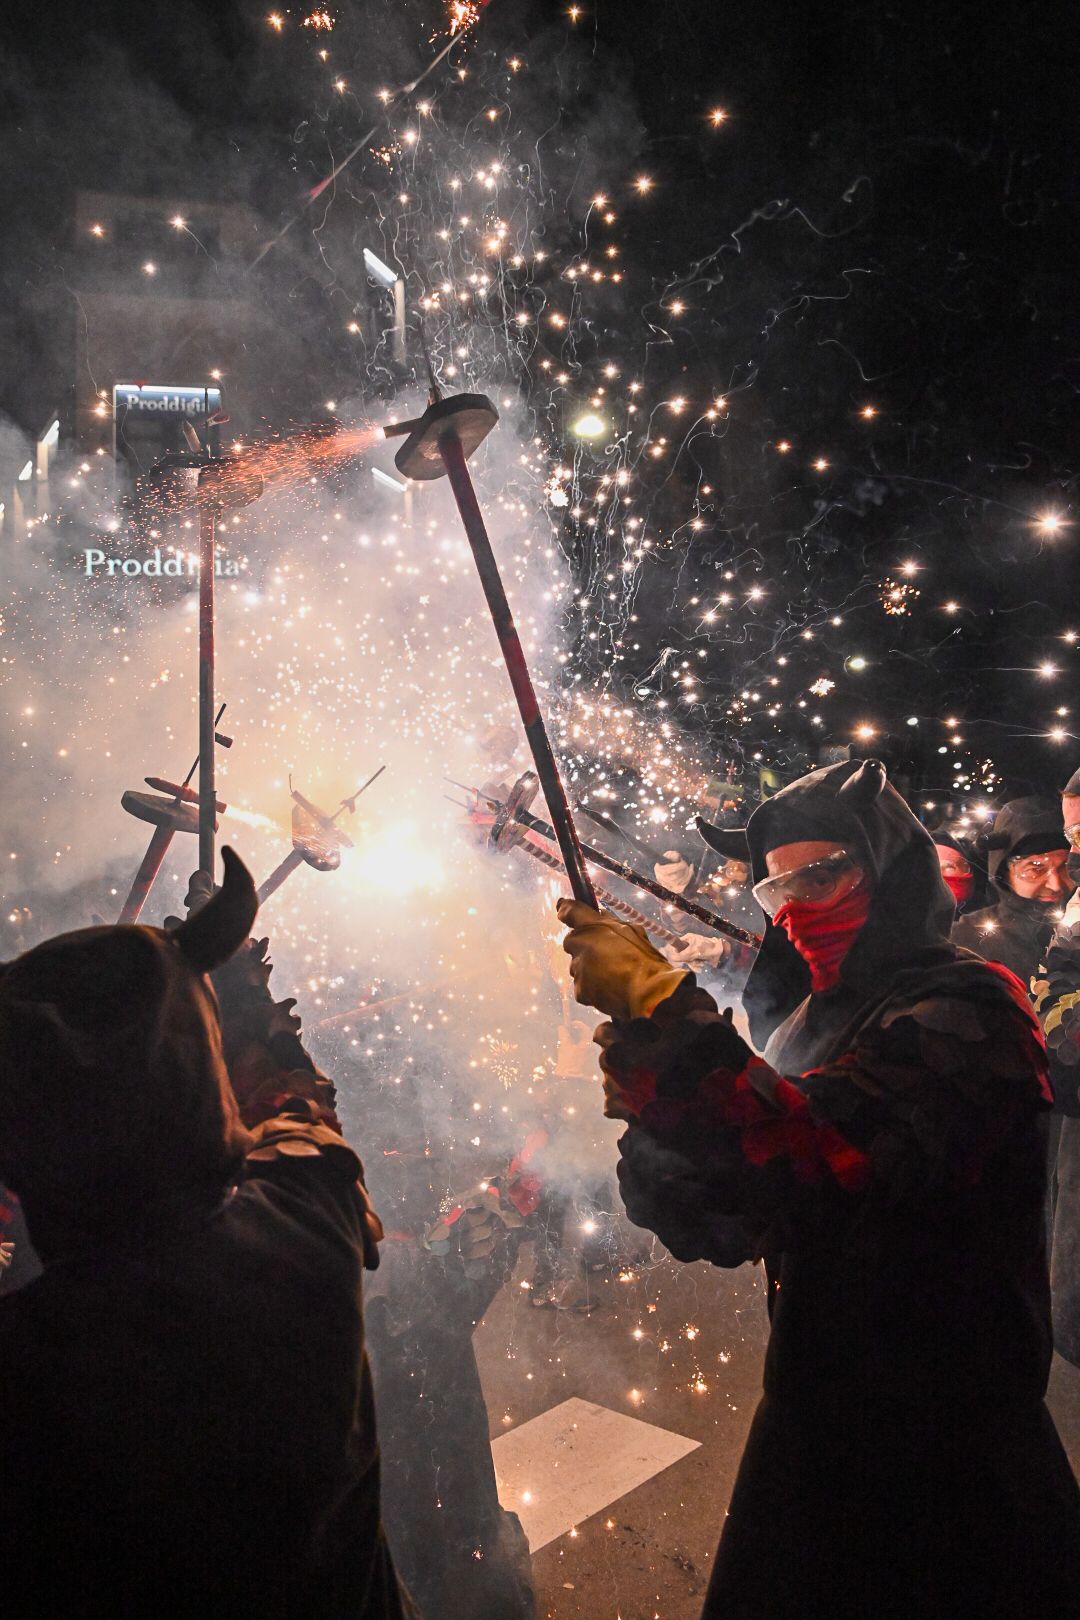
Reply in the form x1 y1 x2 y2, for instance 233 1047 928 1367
197 499 216 879
117 824 175 925
438 433 598 909
508 799 761 948
256 849 305 906
392 279 406 369
497 821 690 949
576 803 670 866
116 706 227 926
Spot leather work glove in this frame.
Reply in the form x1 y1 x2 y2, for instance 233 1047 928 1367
654 850 694 895
557 899 689 1020
668 932 730 971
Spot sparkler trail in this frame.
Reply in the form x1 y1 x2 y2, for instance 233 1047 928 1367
0 6 1076 1608
250 0 499 267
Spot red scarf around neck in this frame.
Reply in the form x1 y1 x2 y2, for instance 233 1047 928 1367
774 882 872 992
943 870 974 907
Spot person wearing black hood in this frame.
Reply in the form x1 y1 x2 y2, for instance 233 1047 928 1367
0 850 414 1620
953 795 1070 986
559 759 1080 1619
932 828 983 915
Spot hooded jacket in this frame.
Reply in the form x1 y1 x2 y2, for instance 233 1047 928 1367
698 757 959 1059
603 761 1079 1618
953 796 1067 990
931 827 985 915
0 851 411 1620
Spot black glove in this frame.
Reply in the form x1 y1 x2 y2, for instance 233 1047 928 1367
703 1007 755 1074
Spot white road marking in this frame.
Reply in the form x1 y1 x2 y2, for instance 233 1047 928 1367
491 1395 701 1552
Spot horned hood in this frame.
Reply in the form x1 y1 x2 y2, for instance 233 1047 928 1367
702 759 956 1049
0 848 257 1259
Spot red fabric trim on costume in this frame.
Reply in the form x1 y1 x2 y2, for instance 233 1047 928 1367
507 1171 543 1216
636 1054 872 1192
738 1075 871 1191
981 962 1054 1103
773 883 871 991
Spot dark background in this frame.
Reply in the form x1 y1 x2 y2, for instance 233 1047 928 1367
1 0 1076 806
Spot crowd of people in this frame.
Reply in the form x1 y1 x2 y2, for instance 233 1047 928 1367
1 757 1079 1616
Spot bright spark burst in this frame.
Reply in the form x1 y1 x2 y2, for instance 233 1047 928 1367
448 1 481 33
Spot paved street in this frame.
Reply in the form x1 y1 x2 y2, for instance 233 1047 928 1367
476 1236 1080 1620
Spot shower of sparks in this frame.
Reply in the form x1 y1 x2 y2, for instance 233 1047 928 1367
447 1 482 33
880 578 920 617
0 5 1073 1524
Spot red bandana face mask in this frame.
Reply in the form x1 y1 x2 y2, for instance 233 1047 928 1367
773 882 872 992
943 870 974 906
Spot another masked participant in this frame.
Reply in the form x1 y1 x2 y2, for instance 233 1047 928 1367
933 830 981 915
560 760 1080 1620
0 850 413 1620
953 796 1069 986
1034 766 1080 1367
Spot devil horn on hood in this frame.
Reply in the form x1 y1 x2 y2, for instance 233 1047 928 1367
694 815 751 858
171 847 258 974
839 758 886 804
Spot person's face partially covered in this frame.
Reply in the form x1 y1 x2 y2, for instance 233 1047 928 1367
935 843 974 905
755 840 867 915
754 840 872 992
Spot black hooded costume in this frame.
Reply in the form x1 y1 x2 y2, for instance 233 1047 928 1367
601 760 1080 1618
952 795 1067 988
930 826 986 915
0 850 413 1620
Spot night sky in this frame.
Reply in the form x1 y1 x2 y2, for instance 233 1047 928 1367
1 0 1076 808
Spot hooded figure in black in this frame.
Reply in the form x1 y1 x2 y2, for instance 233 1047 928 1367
953 795 1069 988
559 759 1080 1620
0 849 413 1620
931 826 986 916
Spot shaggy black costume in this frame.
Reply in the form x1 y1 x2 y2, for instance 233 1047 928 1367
0 851 413 1620
607 761 1080 1618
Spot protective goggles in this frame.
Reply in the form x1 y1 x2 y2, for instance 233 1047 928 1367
752 850 863 918
1007 852 1068 882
